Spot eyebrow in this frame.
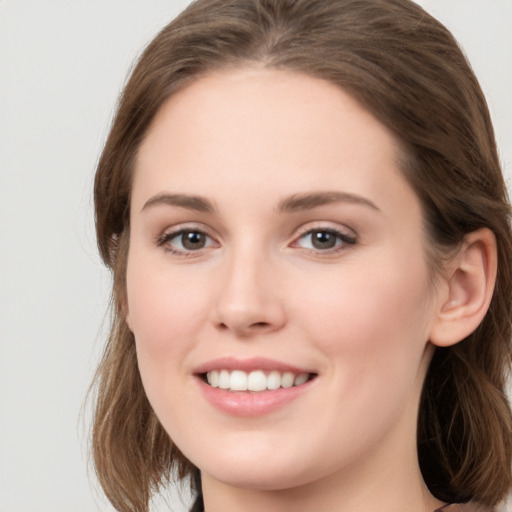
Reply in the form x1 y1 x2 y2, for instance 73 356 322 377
141 193 216 213
277 191 379 213
141 190 379 215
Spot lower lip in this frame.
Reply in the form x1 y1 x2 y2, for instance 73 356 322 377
196 377 315 417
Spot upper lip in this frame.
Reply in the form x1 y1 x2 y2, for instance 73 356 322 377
194 356 315 375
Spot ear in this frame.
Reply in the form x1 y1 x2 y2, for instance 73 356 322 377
429 228 497 347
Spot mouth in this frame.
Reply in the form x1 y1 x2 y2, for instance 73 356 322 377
201 369 317 392
194 357 318 415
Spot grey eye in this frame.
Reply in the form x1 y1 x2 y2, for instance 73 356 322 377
162 229 216 253
296 228 356 252
309 230 338 249
180 230 207 250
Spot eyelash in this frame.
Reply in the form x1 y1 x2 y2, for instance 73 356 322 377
156 226 218 257
156 225 357 257
292 227 357 255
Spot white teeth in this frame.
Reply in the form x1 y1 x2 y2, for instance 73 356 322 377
218 370 230 389
230 370 248 391
208 370 219 387
247 370 267 391
205 369 312 392
281 372 295 388
294 373 309 386
267 370 281 390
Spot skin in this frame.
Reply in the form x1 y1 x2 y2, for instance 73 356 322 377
126 67 475 512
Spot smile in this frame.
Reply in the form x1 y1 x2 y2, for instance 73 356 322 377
195 358 318 416
205 369 312 392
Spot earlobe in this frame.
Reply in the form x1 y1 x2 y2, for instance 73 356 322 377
429 228 497 347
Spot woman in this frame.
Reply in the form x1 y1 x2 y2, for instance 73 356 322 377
90 0 512 511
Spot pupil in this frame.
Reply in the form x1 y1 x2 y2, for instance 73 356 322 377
183 231 205 250
312 230 336 249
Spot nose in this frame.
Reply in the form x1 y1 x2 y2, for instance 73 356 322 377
212 249 286 337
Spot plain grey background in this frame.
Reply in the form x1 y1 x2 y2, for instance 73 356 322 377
0 1 511 511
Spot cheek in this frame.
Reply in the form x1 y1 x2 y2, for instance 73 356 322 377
304 261 429 327
125 252 212 434
127 253 206 349
125 251 211 410
284 258 434 464
293 252 434 390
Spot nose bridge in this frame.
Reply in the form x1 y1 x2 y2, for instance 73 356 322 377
213 237 284 335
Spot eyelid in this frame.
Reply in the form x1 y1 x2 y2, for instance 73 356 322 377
293 221 356 238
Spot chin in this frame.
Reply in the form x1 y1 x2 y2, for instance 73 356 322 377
201 463 314 492
187 440 329 492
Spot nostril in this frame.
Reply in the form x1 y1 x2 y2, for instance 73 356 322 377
216 320 272 335
250 321 271 329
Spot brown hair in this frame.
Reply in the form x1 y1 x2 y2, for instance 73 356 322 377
91 1 512 510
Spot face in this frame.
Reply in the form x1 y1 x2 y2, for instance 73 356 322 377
127 68 444 492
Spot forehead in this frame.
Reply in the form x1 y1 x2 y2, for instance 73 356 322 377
139 67 400 162
133 67 414 218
